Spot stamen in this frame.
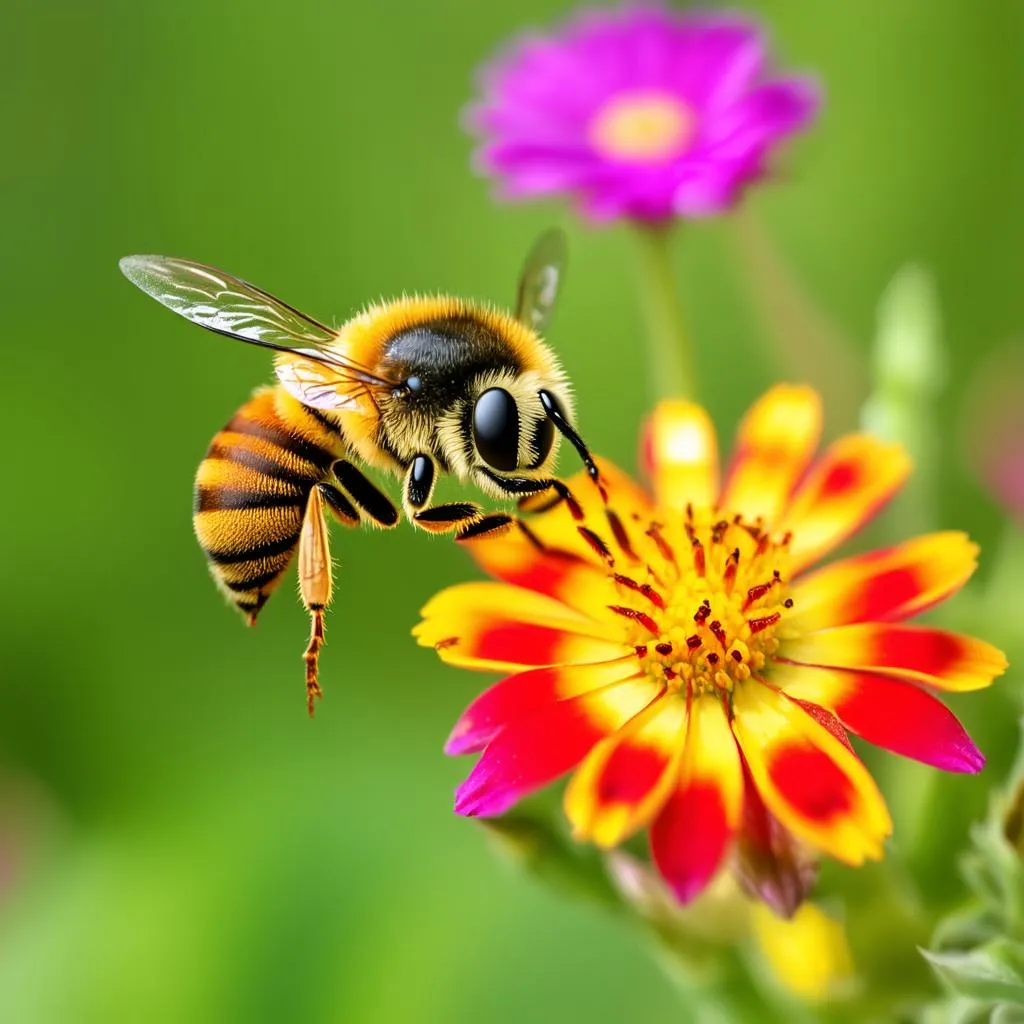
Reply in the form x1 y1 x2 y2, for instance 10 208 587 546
552 481 584 521
634 644 648 658
709 620 728 648
784 598 794 609
707 653 719 665
609 605 660 636
605 509 639 562
730 650 743 663
691 537 706 576
743 578 777 611
655 642 673 656
723 548 740 594
694 600 711 624
685 634 702 650
645 523 676 565
748 613 781 634
578 526 615 565
613 573 666 609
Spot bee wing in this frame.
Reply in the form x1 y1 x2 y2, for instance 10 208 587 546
514 228 567 332
119 255 394 410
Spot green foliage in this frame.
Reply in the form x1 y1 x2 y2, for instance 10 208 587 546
924 728 1024 1019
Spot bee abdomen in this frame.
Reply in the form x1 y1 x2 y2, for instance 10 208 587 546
193 387 347 622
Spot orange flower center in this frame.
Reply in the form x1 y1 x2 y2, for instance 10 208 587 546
588 91 697 163
604 506 792 698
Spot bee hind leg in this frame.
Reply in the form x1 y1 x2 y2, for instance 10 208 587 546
298 484 336 717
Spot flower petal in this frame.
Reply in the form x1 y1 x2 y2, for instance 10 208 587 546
415 582 625 672
649 694 744 903
778 624 1007 692
453 677 662 817
751 902 854 1003
734 763 818 918
467 528 612 619
446 658 638 755
640 400 719 511
778 435 911 573
720 384 822 524
784 532 979 632
771 665 985 773
732 680 892 864
565 694 686 847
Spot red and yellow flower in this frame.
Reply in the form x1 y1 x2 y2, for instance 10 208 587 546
415 386 1007 912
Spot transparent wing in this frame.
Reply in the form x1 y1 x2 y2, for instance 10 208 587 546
119 255 394 410
514 229 567 332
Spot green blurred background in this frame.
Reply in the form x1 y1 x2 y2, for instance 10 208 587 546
2 0 1023 1020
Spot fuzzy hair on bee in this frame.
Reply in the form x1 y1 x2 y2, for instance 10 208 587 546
119 230 600 716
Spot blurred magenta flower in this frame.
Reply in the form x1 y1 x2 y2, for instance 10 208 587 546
465 5 820 223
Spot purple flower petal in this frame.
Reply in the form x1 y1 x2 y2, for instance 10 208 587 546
465 4 822 224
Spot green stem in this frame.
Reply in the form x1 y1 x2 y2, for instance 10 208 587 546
631 224 696 402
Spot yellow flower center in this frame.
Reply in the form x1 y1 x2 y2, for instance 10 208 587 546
589 91 697 163
603 506 792 699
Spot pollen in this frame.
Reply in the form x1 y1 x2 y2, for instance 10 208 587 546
588 91 697 163
604 505 791 699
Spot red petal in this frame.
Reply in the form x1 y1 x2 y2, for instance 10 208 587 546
773 665 985 773
734 763 818 918
720 384 821 525
565 696 686 847
446 658 637 755
415 582 624 672
453 677 661 817
649 695 743 903
732 681 891 864
779 623 1006 692
784 532 979 632
779 435 910 572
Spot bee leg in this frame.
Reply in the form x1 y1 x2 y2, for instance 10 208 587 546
405 454 483 535
298 484 334 717
318 482 361 528
539 390 606 502
330 460 400 528
478 468 585 522
455 514 515 542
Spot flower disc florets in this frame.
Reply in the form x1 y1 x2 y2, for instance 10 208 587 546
608 508 791 699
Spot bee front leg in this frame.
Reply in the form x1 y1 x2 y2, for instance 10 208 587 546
404 454 487 535
298 484 335 717
478 468 585 522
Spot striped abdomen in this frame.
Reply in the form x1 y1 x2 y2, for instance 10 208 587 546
193 386 349 623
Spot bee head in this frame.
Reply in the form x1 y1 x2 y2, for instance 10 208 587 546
456 371 577 495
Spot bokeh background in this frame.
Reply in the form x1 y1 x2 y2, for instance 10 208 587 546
2 0 1023 1020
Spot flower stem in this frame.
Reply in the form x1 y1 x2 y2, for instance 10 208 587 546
631 224 697 402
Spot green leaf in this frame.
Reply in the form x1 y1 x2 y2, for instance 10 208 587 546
923 939 1024 1006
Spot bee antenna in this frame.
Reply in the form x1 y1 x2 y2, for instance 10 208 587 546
538 390 605 500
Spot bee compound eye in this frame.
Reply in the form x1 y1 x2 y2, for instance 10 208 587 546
472 387 521 471
528 412 555 469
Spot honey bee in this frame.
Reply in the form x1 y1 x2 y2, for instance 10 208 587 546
119 232 600 715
